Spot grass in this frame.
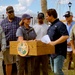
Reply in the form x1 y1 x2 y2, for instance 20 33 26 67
47 68 75 75
11 63 75 75
48 70 75 75
40 65 75 75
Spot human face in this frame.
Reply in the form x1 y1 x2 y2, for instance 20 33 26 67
45 13 52 23
23 18 31 26
7 11 15 20
65 16 73 22
38 18 44 24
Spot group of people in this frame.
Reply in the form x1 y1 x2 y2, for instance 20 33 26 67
0 5 75 75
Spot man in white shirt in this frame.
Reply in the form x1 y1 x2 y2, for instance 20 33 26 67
33 13 49 75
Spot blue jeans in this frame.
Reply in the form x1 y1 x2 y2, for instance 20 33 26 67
50 55 65 75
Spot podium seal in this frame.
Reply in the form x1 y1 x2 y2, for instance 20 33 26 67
17 42 28 56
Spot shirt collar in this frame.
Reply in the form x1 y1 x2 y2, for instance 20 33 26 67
6 16 16 22
51 19 59 25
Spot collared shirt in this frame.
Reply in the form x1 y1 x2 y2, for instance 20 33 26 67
66 21 75 35
0 16 21 47
0 25 6 51
47 19 68 58
66 21 75 52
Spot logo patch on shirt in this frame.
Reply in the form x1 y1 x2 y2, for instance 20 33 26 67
55 25 57 28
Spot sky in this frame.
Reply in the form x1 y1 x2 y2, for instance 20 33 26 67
0 0 75 20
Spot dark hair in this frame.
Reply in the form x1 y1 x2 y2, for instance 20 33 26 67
47 9 58 18
37 12 44 19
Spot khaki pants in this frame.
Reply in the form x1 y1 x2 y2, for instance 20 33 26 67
63 51 72 69
63 51 75 75
3 49 16 64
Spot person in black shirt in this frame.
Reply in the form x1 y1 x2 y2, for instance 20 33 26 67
46 9 69 75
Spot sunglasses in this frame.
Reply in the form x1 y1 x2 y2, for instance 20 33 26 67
65 15 70 18
8 11 14 14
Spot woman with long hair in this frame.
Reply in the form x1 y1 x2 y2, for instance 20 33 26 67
16 14 36 75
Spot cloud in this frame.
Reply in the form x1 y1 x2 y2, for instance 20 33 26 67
0 0 34 14
0 6 7 14
18 0 34 6
58 0 70 4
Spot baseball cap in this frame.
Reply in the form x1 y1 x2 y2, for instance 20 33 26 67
37 13 44 19
22 14 33 19
6 6 14 13
63 11 73 17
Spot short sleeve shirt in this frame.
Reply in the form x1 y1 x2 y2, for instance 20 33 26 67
16 27 23 37
47 19 68 58
16 26 36 40
65 21 75 52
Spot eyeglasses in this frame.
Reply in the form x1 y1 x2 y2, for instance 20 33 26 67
8 11 14 14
